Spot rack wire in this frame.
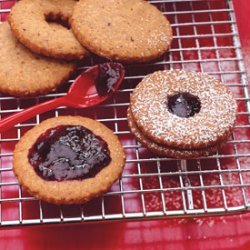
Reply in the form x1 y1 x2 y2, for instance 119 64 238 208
0 0 250 228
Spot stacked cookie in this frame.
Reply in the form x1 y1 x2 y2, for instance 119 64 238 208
8 0 88 61
0 0 173 97
128 70 237 159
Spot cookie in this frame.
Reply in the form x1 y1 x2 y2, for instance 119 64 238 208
13 116 126 205
8 0 88 61
71 0 172 62
130 70 237 150
0 22 76 97
127 107 222 159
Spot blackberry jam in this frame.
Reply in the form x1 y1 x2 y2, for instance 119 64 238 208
167 92 201 118
28 125 111 181
96 63 123 96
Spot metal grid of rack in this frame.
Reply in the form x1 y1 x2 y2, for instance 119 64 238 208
0 0 250 227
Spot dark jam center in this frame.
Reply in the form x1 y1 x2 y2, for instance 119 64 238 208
28 125 111 181
167 92 201 118
96 63 121 96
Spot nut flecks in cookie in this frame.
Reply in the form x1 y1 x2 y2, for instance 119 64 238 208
71 0 172 62
130 70 237 150
13 116 126 205
8 0 88 60
0 22 76 96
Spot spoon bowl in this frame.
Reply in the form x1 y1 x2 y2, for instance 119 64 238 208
66 62 125 108
0 62 125 132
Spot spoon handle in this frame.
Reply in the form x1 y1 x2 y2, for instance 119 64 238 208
0 97 66 133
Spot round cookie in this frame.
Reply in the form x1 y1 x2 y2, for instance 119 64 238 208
71 0 172 62
13 116 126 205
127 107 222 159
0 22 76 97
8 0 88 60
130 70 237 150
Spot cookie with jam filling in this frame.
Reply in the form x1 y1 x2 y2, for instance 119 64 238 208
127 107 223 159
13 116 125 204
128 70 237 158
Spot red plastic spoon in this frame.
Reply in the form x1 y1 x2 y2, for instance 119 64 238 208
0 62 125 133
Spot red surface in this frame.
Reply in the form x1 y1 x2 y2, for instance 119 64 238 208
1 1 250 249
0 63 124 132
233 0 250 80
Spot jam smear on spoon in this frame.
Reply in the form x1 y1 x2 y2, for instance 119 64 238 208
95 63 123 97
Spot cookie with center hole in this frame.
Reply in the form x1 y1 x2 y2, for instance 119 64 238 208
8 0 88 60
71 0 172 62
129 70 237 152
0 22 76 97
13 116 126 205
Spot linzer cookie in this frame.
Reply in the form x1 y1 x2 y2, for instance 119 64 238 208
13 116 125 205
0 22 76 97
128 70 237 158
127 108 222 159
71 0 172 62
8 0 88 60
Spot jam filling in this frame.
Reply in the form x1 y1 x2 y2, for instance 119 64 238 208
28 125 111 181
167 92 201 118
96 63 122 96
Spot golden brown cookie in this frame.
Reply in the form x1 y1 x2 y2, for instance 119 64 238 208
13 116 126 205
0 22 76 97
127 107 222 159
8 0 88 60
71 0 172 62
130 70 237 150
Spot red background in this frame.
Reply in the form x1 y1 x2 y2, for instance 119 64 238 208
1 0 250 249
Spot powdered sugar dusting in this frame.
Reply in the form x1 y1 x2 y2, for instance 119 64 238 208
127 108 220 159
146 29 172 51
130 70 237 149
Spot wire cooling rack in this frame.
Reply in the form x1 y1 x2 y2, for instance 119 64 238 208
0 0 249 228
